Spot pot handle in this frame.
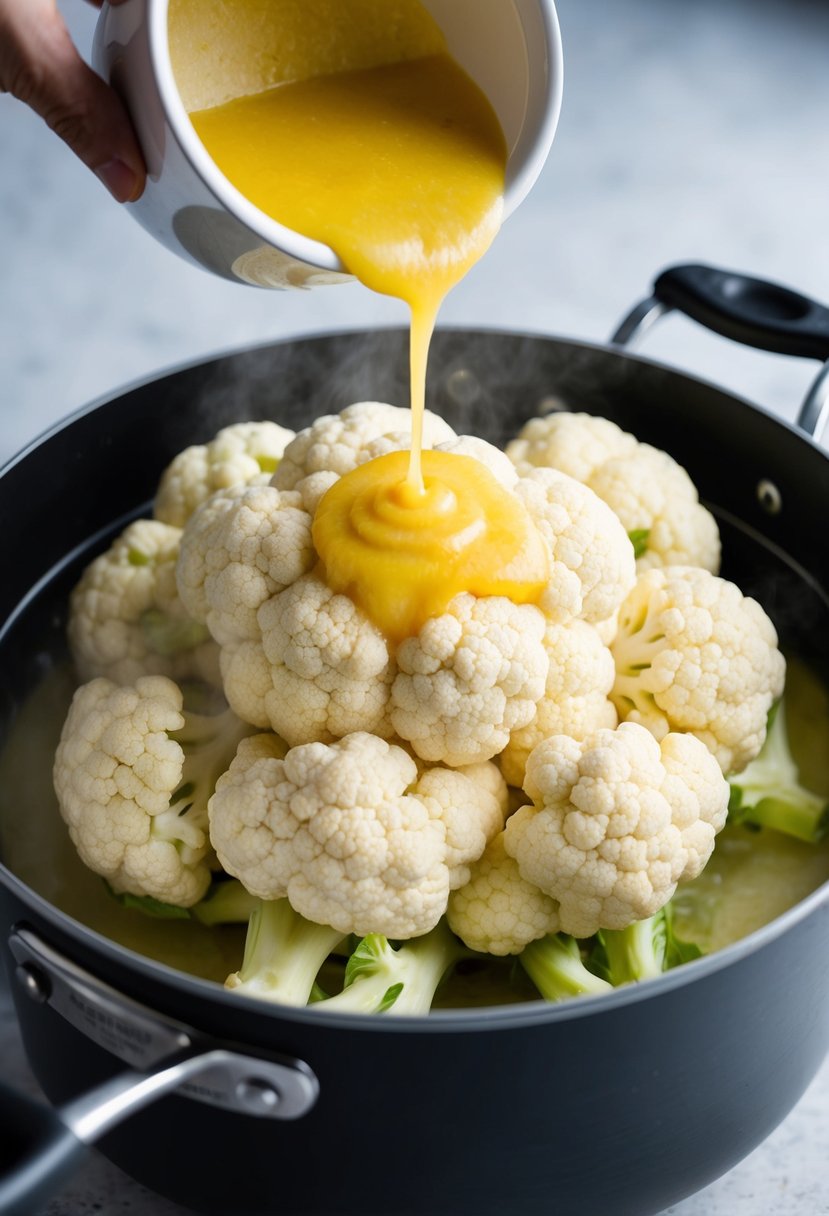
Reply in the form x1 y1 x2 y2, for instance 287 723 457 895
1 927 320 1214
0 1080 87 1216
0 1043 319 1216
0 1051 207 1216
612 262 829 440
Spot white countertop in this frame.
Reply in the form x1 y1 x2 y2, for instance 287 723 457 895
1 1 827 1212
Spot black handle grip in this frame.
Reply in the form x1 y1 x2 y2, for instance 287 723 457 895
0 1082 86 1216
653 263 829 362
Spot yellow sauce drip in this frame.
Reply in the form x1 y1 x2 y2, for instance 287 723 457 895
174 0 544 640
313 450 550 643
188 51 506 492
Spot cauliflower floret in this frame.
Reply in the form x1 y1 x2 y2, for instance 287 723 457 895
508 411 637 482
69 519 218 686
611 566 786 773
155 421 295 527
504 722 730 938
500 619 617 789
53 676 251 906
514 468 636 624
361 433 519 491
448 833 560 955
390 594 548 767
220 640 274 729
177 483 315 645
208 732 503 938
587 445 720 572
273 401 456 489
257 574 395 744
437 436 519 489
508 412 719 572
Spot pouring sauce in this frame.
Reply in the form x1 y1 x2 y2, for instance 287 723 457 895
173 0 546 639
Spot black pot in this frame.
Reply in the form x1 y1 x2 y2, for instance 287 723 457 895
0 264 828 1216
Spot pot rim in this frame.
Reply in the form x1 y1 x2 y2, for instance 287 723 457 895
2 854 826 1033
0 323 825 481
1 325 827 1035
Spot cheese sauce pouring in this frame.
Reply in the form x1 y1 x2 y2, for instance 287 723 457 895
172 0 549 638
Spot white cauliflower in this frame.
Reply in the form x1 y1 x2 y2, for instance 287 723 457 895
361 433 519 492
508 411 637 482
176 483 316 645
69 519 218 686
508 412 720 572
448 833 560 955
274 401 456 490
390 594 549 767
514 468 636 624
586 445 720 572
504 722 730 938
257 574 395 744
155 420 295 527
611 566 786 773
53 676 252 906
208 732 504 938
500 619 618 789
219 640 274 729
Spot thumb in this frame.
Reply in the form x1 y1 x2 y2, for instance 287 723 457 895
0 0 146 202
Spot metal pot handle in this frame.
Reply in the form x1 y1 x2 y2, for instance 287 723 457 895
0 1050 226 1216
0 927 319 1215
611 262 829 441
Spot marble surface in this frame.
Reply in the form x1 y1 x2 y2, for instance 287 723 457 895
1 0 828 1213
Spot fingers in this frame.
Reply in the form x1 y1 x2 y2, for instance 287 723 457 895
0 0 146 201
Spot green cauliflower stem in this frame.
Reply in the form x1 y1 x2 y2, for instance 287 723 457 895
226 899 346 1006
592 904 702 985
519 935 613 1002
318 920 467 1015
192 877 261 926
728 700 829 843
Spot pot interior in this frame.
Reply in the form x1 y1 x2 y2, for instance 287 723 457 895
1 328 828 989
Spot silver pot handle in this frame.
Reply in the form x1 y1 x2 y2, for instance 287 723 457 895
611 262 829 442
1 927 319 1216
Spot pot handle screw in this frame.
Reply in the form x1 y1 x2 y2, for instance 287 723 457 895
14 962 50 1004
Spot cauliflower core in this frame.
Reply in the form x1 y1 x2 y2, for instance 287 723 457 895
504 722 730 938
208 732 505 938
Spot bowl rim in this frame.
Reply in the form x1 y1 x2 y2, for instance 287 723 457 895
147 0 563 274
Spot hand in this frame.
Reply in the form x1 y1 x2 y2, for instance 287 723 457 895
0 0 146 202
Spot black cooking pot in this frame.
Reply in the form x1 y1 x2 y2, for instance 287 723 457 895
0 263 828 1216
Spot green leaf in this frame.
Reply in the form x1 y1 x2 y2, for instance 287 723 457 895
128 547 152 566
376 982 404 1013
256 454 280 474
628 528 650 559
343 934 391 987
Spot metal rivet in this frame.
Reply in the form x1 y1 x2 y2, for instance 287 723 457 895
445 368 480 406
235 1078 282 1112
757 479 782 515
15 963 50 1004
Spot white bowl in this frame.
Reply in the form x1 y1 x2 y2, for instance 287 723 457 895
94 0 563 289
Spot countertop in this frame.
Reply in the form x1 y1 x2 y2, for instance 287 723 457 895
1 0 827 1212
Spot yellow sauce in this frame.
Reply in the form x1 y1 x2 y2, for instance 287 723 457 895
173 0 544 640
313 450 550 642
